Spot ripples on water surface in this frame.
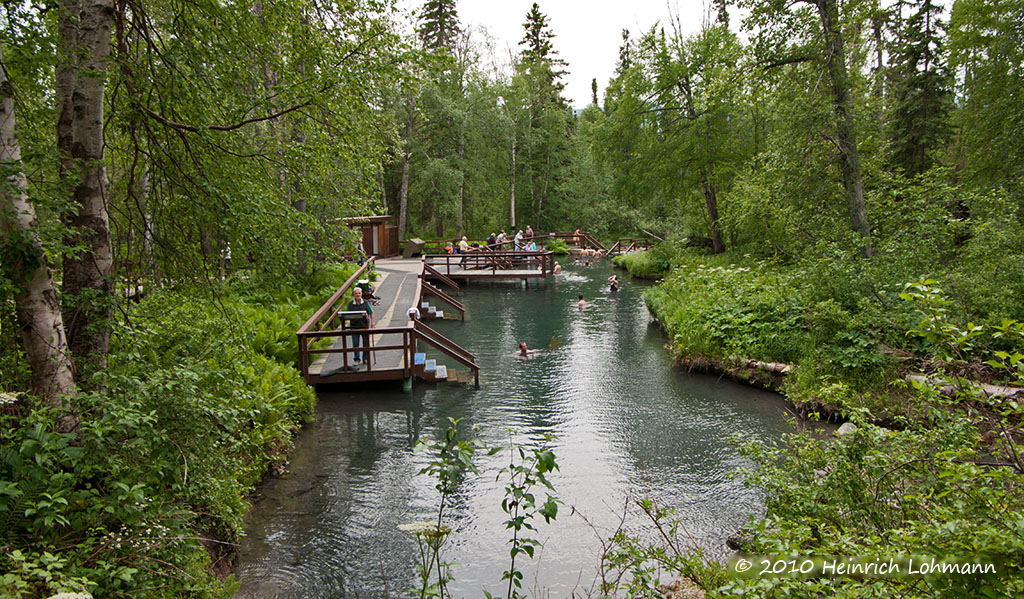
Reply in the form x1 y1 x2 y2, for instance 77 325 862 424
235 259 810 598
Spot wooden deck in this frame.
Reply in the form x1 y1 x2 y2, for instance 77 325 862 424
423 251 555 279
297 257 479 387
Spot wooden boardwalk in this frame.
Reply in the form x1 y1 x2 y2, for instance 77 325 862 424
298 243 577 387
298 257 478 386
309 258 422 382
423 251 555 279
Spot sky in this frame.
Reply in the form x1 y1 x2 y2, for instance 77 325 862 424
403 0 714 108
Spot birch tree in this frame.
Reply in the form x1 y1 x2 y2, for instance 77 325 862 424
0 46 78 415
57 0 116 380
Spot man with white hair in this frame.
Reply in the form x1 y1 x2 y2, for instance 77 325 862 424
345 287 374 369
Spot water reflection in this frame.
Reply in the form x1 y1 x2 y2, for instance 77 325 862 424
235 259 808 598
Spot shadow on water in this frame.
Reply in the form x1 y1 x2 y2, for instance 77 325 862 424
235 259 823 598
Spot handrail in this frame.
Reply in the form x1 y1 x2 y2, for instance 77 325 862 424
422 263 460 292
543 231 606 251
297 258 376 378
297 325 411 339
422 282 465 320
413 320 475 361
297 257 375 335
582 232 607 251
423 251 552 276
411 322 479 386
297 326 414 378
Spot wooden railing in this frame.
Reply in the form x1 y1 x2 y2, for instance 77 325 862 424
297 255 480 386
296 257 376 375
424 250 555 277
544 231 607 252
422 263 460 292
422 281 465 320
607 237 652 255
297 325 415 379
412 321 479 386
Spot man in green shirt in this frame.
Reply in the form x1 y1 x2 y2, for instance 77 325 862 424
346 287 374 368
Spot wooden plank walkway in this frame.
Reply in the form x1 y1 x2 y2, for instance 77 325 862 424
301 246 566 386
313 258 423 382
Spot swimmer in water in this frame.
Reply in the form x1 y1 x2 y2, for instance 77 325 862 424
518 341 535 357
608 274 619 292
577 294 586 310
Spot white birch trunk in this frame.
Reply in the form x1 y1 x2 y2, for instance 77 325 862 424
57 0 116 377
0 47 78 410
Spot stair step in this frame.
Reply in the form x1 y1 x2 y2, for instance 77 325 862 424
424 359 436 372
435 365 447 380
421 301 430 309
435 310 443 318
428 306 436 314
414 352 425 366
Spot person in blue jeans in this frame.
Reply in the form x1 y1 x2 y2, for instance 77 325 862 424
346 287 374 369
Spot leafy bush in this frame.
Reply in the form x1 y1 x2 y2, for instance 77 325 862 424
612 243 674 278
731 405 1024 598
0 266 345 597
643 251 903 397
544 238 569 254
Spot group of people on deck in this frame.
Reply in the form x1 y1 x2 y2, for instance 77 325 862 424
485 225 537 251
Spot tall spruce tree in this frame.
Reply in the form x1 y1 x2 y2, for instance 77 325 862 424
888 0 952 176
519 2 568 106
417 0 460 52
514 3 572 229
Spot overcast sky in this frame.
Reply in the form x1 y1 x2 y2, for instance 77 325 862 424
402 0 715 108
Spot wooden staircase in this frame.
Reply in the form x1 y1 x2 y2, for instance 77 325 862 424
420 300 459 320
413 352 473 384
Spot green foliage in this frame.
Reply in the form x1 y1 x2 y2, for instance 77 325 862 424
408 418 494 598
544 238 568 254
645 254 806 362
595 497 726 597
887 0 953 176
724 285 1024 598
412 425 559 599
1 269 331 597
612 244 675 278
0 297 30 392
496 432 560 599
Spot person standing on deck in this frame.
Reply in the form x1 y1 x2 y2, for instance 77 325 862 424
525 225 534 243
514 230 524 251
496 230 507 248
459 236 470 265
487 232 497 248
346 287 374 369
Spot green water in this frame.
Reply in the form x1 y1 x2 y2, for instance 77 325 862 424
235 259 810 598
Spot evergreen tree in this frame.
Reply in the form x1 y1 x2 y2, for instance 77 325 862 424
888 0 952 176
513 3 572 229
519 2 568 106
417 0 460 51
617 29 632 75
